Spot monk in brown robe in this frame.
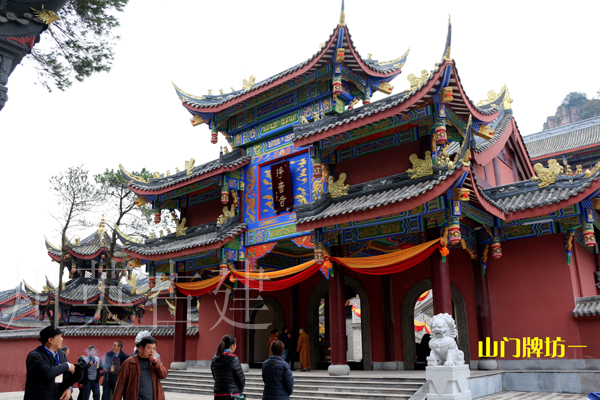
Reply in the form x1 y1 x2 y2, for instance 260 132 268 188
296 328 311 371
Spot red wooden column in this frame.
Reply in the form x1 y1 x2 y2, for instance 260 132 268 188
328 251 350 375
381 275 397 370
172 288 188 369
428 229 452 315
472 250 498 369
233 275 247 367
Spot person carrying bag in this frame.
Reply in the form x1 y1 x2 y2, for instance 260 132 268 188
211 334 246 400
262 341 294 400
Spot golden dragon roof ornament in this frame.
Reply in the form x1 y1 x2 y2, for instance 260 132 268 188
120 163 148 183
172 81 205 101
376 47 410 66
31 4 60 25
476 84 512 110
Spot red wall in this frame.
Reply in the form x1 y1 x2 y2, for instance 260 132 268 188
487 234 587 359
186 197 223 227
497 159 516 185
196 290 234 361
0 333 198 393
336 141 421 186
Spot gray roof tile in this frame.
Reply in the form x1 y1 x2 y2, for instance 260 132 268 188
0 324 198 339
480 166 600 213
119 217 246 257
523 117 600 159
572 295 600 317
0 286 21 303
123 148 249 192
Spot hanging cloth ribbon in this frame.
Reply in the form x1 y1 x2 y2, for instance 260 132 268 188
328 238 441 275
234 262 322 292
174 275 224 297
230 260 315 280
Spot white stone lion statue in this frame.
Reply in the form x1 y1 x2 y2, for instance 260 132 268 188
427 313 465 366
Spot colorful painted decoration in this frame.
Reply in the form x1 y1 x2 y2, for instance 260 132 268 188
221 179 230 204
441 87 454 103
313 161 323 180
333 76 342 98
448 216 461 244
211 128 218 144
435 121 447 145
314 242 325 264
583 209 596 247
491 227 502 259
154 211 161 224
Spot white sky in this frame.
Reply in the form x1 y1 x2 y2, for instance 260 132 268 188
1 0 599 291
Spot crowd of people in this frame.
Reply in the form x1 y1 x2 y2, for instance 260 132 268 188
24 325 310 400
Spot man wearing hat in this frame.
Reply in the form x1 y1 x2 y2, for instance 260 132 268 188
24 325 77 400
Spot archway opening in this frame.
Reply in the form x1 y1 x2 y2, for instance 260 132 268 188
247 296 285 368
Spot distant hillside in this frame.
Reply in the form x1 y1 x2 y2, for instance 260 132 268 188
543 91 600 130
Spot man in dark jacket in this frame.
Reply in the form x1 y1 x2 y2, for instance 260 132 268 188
262 340 294 400
102 340 128 400
279 328 291 366
24 325 77 400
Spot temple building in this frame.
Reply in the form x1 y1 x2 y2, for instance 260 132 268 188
29 218 173 325
116 5 599 374
524 116 600 171
0 0 67 111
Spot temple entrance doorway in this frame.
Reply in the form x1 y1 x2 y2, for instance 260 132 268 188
247 296 285 367
401 280 471 370
307 276 372 370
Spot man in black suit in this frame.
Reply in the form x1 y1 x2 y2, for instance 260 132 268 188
24 325 79 400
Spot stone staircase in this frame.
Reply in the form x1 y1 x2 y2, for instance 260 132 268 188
162 369 426 400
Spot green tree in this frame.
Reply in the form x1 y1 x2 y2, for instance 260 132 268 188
30 0 129 92
49 165 98 326
95 168 175 324
561 92 588 108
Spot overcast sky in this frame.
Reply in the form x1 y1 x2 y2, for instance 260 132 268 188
1 0 599 292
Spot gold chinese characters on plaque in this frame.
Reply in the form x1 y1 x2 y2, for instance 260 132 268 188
270 160 294 213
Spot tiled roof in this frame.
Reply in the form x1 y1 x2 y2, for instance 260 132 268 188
122 148 250 192
45 226 127 260
119 217 246 257
293 61 497 143
0 299 36 321
480 166 600 214
23 278 156 306
296 142 470 225
0 286 21 303
0 317 49 330
175 25 405 110
523 117 600 159
472 114 514 153
572 295 600 318
0 324 198 339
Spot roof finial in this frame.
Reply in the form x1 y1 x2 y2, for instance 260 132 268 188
442 14 452 61
449 14 451 26
339 0 346 25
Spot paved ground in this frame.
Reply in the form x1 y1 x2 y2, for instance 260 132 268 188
478 392 590 399
0 390 593 399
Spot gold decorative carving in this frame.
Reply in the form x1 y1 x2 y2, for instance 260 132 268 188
327 173 350 198
407 151 433 179
219 89 224 94
231 87 235 92
217 205 236 226
159 230 164 237
336 48 345 63
379 82 394 95
150 233 156 239
593 198 600 210
114 224 144 244
348 97 360 110
312 111 321 121
295 194 308 204
367 53 372 60
407 70 430 91
231 190 239 209
172 82 205 101
454 188 470 201
243 76 256 91
185 158 195 175
339 8 345 25
300 115 309 124
166 170 170 176
191 115 203 126
75 238 81 246
208 89 213 95
127 275 138 294
576 165 583 175
584 162 600 179
120 164 148 183
444 46 452 61
477 84 512 110
566 165 572 176
319 43 325 49
531 159 561 188
175 167 180 173
377 48 410 66
176 218 188 237
30 5 60 25
153 172 160 179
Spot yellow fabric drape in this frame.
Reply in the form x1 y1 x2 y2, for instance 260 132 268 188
332 238 440 269
175 275 224 291
230 259 316 280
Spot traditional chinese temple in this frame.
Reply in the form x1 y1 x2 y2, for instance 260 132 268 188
117 5 599 374
30 218 173 325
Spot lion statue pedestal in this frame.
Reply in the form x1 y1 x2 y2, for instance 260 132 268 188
425 313 472 400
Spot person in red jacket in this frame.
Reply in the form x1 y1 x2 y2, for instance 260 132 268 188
112 336 168 400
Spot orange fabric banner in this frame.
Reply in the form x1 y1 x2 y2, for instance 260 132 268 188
230 259 315 280
330 238 440 274
174 275 224 296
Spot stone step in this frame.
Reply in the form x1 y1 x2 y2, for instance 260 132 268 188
165 374 424 386
162 378 420 394
162 383 414 400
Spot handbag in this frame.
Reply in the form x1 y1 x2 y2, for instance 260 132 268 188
230 395 246 400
